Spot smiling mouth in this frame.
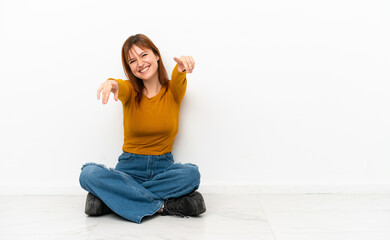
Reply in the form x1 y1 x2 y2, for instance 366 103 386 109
139 66 150 73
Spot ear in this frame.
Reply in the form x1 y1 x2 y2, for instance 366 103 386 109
156 55 160 61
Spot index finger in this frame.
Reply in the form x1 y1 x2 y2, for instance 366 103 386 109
97 83 104 100
173 57 183 64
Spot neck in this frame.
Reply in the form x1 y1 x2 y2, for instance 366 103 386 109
143 75 161 95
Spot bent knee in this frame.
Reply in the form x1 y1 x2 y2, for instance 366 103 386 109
79 163 107 189
183 164 201 186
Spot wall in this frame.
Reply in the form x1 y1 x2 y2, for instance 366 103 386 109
0 0 389 194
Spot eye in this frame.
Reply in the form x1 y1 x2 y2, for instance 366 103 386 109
129 60 135 64
142 54 147 57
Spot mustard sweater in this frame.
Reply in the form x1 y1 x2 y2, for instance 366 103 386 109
108 64 187 155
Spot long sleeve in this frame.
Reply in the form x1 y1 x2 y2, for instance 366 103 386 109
117 64 187 155
170 64 187 103
107 78 132 104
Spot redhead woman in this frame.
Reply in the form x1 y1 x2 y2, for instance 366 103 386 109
79 34 206 223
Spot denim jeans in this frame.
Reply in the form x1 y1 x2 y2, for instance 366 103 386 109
79 151 200 223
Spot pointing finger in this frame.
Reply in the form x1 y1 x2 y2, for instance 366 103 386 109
102 85 111 104
97 83 104 100
114 89 119 101
102 91 106 104
104 93 109 104
173 57 182 64
174 57 186 72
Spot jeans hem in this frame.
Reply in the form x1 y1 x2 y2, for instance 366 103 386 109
136 200 164 223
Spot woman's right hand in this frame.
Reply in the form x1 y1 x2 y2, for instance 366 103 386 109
97 79 119 104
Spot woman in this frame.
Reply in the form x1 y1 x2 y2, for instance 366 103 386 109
79 34 206 224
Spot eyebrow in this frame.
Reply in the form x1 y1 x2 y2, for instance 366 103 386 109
129 51 147 61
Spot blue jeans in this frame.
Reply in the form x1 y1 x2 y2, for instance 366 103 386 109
79 151 200 223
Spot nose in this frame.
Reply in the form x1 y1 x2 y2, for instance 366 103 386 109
137 59 145 69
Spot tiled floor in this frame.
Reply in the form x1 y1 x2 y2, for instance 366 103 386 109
1 193 389 240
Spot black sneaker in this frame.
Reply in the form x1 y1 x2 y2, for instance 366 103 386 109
161 191 206 217
85 192 112 216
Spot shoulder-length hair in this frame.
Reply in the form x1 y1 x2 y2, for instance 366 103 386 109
121 34 169 107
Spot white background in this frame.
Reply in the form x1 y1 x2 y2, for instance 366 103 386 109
0 0 389 194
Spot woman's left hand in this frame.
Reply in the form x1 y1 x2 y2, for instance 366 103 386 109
173 56 195 73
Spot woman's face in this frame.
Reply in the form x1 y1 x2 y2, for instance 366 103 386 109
128 45 160 81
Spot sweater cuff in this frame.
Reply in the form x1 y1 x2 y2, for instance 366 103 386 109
171 64 187 84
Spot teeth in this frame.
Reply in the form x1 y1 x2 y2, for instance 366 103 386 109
140 66 149 73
